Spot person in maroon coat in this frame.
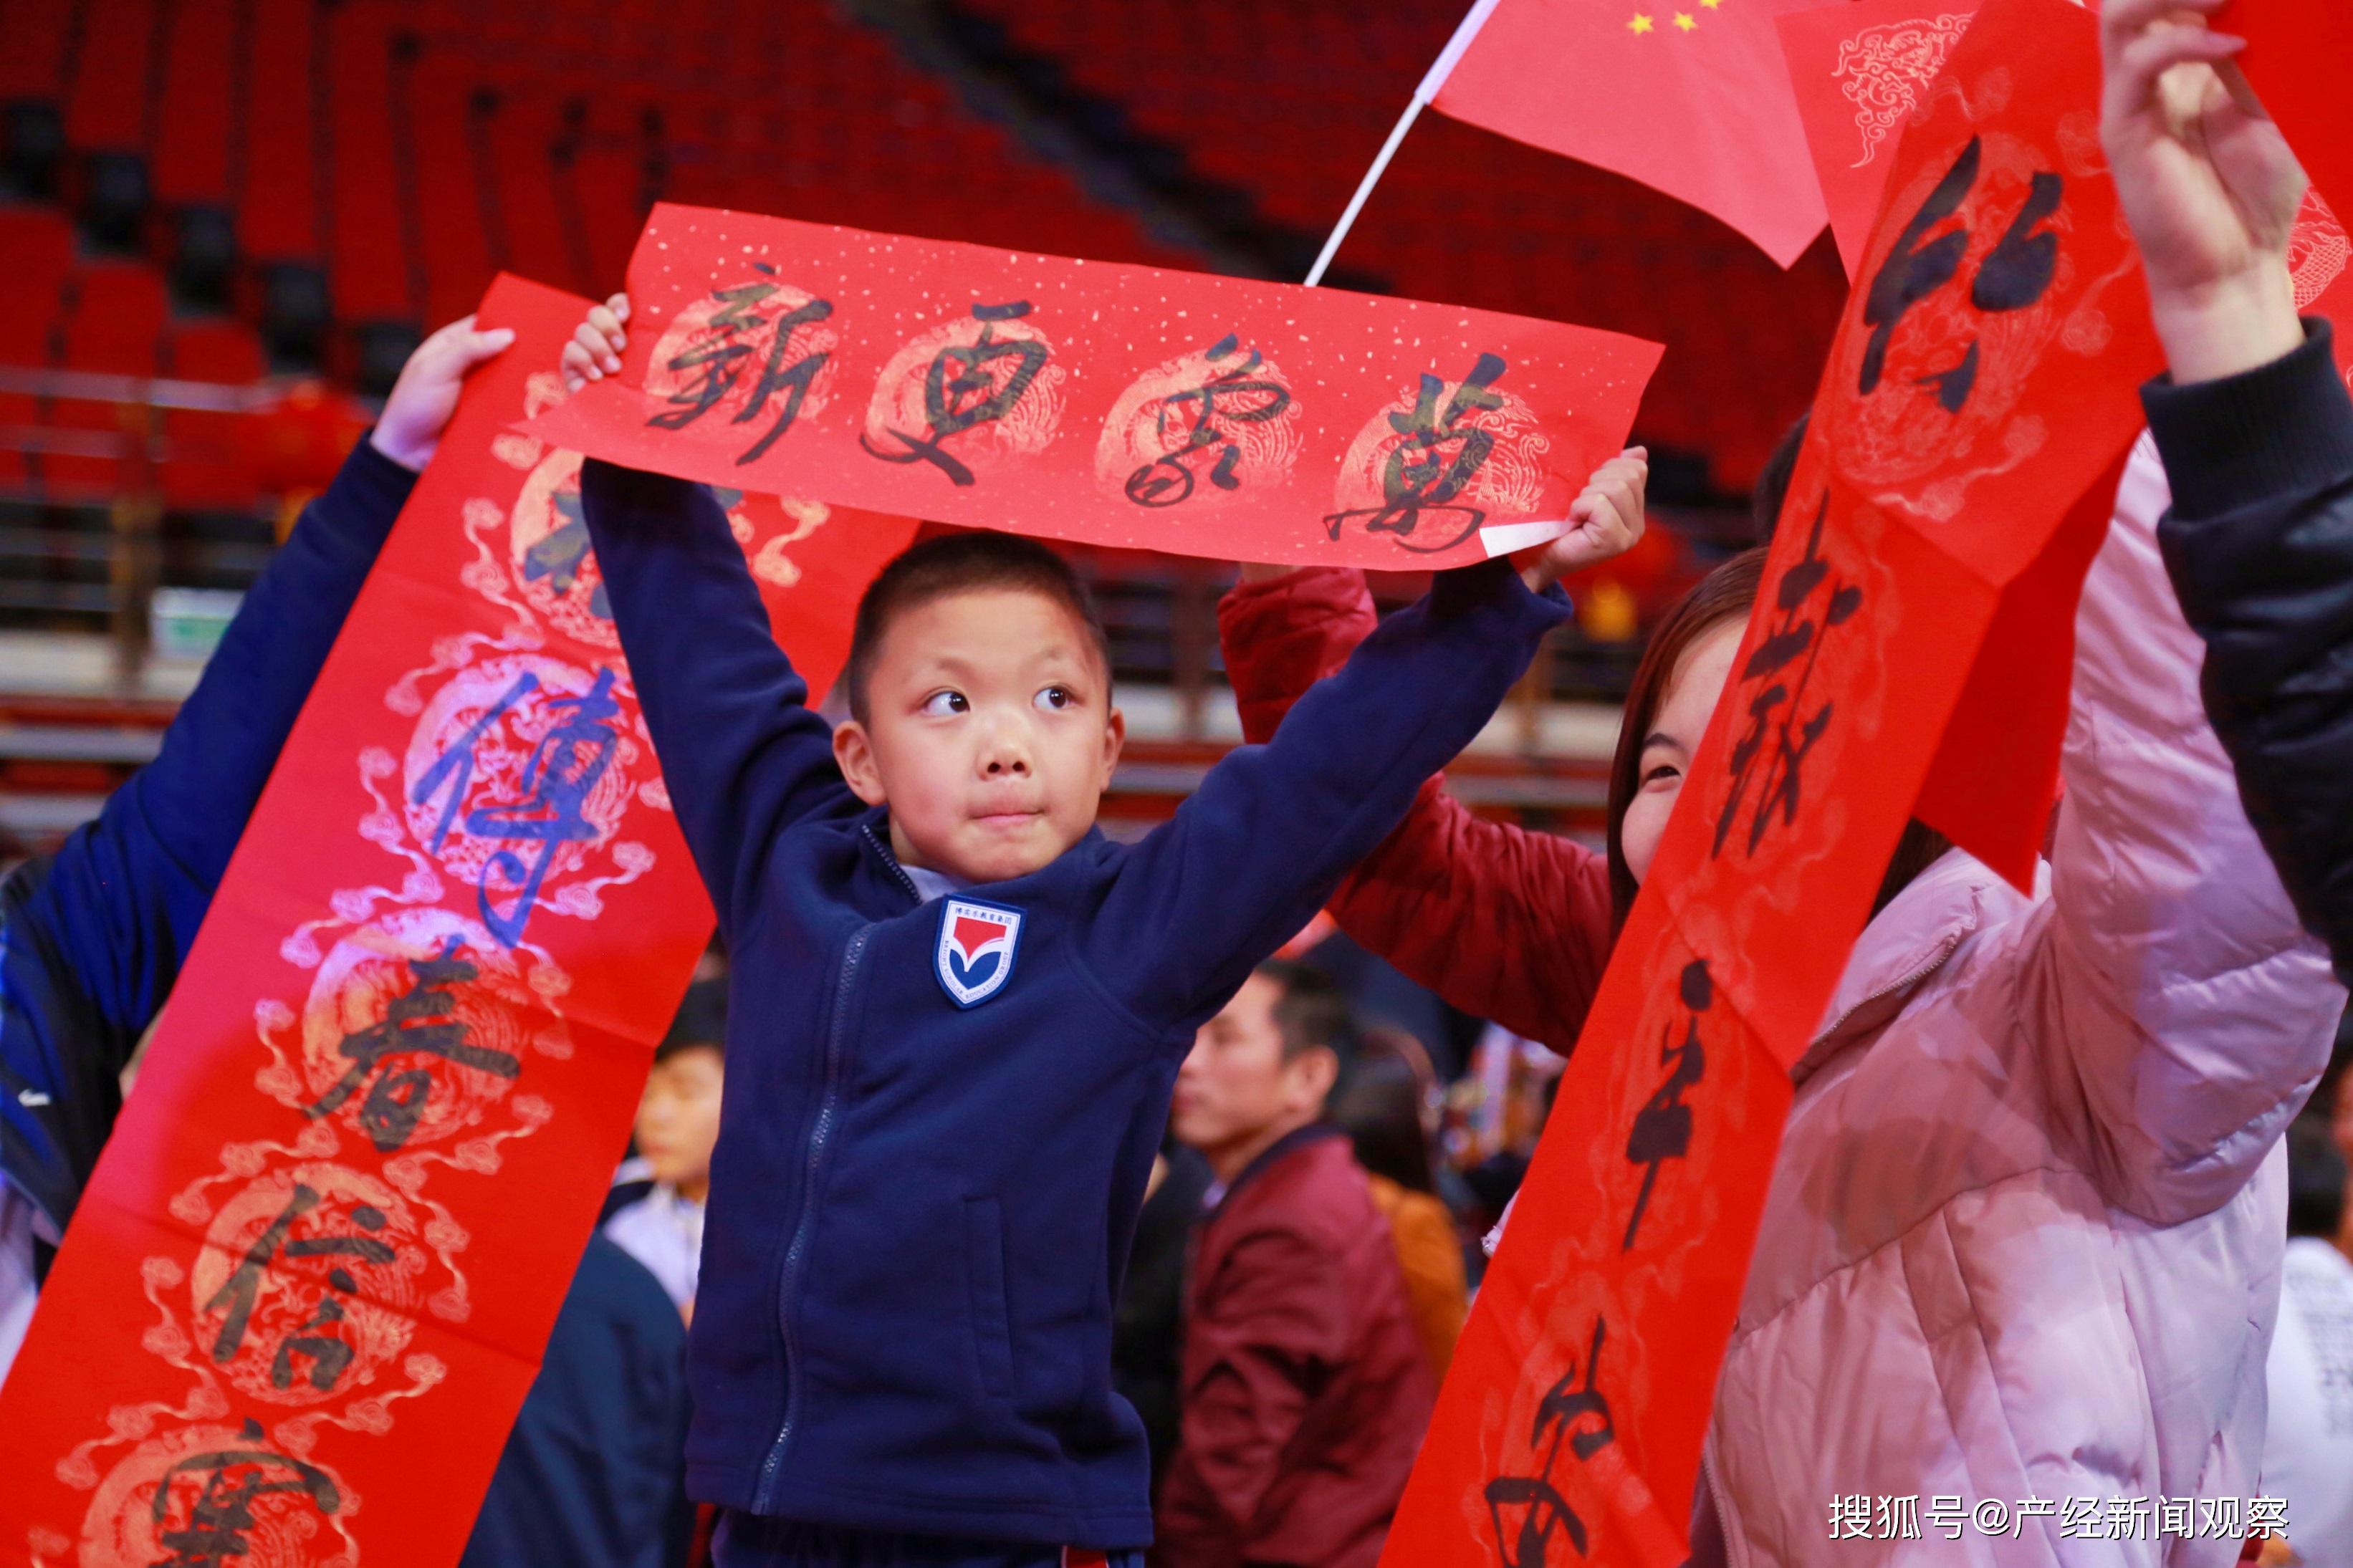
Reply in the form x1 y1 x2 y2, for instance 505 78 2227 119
1157 961 1433 1568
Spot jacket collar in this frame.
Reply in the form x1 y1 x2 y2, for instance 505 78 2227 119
1788 848 2039 1087
1205 1122 1348 1221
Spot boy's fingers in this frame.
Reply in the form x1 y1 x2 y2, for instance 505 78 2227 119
607 293 631 321
2114 26 2243 115
2102 0 2225 49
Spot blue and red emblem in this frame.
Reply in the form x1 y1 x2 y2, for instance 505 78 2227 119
934 898 1025 1009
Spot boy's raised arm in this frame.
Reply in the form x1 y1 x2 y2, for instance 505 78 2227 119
576 461 848 935
1095 558 1569 1028
1219 567 1612 1054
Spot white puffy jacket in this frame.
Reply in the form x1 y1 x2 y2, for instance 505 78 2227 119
1691 436 2347 1566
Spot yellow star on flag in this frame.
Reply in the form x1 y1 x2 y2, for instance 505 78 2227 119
1701 0 1722 8
1629 11 1655 34
1674 11 1698 32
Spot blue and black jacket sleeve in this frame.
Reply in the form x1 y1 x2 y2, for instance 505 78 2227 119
575 461 853 939
2150 319 2353 978
0 437 413 1238
1093 557 1571 1030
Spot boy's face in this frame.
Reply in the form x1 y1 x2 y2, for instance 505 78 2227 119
833 587 1123 885
636 1044 724 1198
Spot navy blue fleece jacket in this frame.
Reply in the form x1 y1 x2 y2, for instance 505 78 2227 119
577 459 1566 1547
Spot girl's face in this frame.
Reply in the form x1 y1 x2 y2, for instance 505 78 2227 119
1619 618 1745 890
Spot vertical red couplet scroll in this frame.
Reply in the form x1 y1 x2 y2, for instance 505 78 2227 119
1383 3 2163 1562
0 276 916 1568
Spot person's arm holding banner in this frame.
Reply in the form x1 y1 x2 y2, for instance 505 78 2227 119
2101 0 2353 973
2021 0 2345 1230
565 297 859 936
0 317 510 1370
1212 453 1644 1052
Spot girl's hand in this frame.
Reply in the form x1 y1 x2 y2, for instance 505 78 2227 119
368 315 517 472
2099 0 2305 383
560 294 633 394
1523 447 1647 594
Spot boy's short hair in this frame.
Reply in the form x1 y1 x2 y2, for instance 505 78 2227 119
656 977 727 1064
845 531 1111 724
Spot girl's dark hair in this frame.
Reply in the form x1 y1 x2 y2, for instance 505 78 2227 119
1601 547 1952 933
1604 549 1768 929
1329 1053 1438 1195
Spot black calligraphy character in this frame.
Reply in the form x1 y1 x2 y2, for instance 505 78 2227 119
270 1295 353 1392
732 294 833 464
1859 137 2064 413
151 1420 342 1568
203 1185 394 1382
1712 496 1862 860
860 301 1048 486
520 489 610 620
1322 352 1507 554
648 268 835 465
647 279 776 430
1123 333 1293 507
1623 961 1710 1253
302 937 522 1151
1481 1316 1617 1567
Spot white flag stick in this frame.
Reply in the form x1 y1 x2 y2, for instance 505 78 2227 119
1303 0 1503 287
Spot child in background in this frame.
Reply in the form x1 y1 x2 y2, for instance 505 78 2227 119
558 299 1611 1568
606 977 727 1319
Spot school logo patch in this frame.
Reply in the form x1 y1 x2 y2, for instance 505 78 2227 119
935 898 1025 1009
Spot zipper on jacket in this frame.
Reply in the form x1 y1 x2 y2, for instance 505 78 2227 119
752 920 872 1510
863 822 922 903
1702 1443 1753 1568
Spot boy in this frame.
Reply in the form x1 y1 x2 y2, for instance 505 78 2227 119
562 298 1608 1566
605 978 727 1317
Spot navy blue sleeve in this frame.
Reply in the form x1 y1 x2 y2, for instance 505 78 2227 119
1 438 411 1228
575 460 854 937
1091 559 1570 1030
2150 319 2353 976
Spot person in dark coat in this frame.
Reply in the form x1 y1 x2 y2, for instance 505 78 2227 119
2101 0 2353 976
1158 961 1432 1568
459 1233 696 1568
0 317 513 1382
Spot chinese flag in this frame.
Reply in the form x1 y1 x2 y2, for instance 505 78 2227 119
1432 0 1835 267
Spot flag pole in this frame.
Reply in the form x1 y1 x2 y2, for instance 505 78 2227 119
1303 0 1503 287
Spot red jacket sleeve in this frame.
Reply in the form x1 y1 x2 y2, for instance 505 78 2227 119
1217 569 1615 1054
1158 1226 1346 1564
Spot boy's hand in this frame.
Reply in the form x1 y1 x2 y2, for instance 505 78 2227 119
1523 448 1647 594
2099 0 2306 383
560 294 633 394
368 315 517 472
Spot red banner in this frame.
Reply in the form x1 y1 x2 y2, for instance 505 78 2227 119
0 275 915 1567
1778 0 1988 282
1385 1 2160 1561
1432 0 1833 269
523 206 1662 570
2227 0 2353 381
